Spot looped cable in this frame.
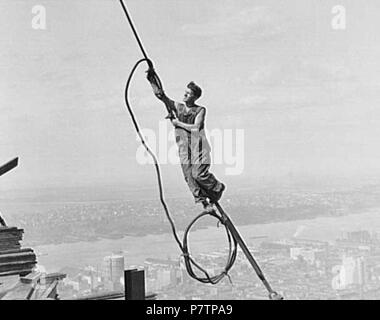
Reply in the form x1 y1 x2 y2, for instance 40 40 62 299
223 271 233 285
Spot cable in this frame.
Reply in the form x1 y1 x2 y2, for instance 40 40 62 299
119 0 149 61
123 58 237 284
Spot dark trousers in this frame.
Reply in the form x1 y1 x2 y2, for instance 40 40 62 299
179 149 223 203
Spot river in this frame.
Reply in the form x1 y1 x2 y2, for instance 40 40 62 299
31 208 380 273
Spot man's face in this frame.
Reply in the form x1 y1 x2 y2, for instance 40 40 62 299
183 88 196 104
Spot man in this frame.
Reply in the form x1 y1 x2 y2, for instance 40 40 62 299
147 72 225 212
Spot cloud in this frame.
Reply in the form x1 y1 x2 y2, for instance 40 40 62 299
247 57 356 89
248 65 284 87
181 6 284 40
228 54 363 115
299 60 355 83
239 94 268 106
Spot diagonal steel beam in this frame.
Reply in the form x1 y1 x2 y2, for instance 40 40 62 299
0 158 19 177
214 202 283 300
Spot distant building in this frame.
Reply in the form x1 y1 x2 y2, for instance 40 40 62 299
260 241 292 252
145 258 182 291
102 254 125 290
338 230 377 245
290 247 324 265
332 256 365 290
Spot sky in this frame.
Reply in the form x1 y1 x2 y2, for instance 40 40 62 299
1 0 380 197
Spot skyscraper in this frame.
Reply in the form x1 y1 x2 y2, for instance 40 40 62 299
102 254 125 290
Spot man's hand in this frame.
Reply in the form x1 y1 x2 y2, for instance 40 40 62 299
171 118 180 127
146 68 156 83
146 68 165 99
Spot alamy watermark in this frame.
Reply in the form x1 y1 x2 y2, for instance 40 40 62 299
32 5 46 30
136 121 245 176
331 5 346 30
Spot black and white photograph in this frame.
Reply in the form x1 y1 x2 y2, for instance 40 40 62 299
1 0 380 309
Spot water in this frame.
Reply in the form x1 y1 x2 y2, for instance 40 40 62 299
32 208 380 272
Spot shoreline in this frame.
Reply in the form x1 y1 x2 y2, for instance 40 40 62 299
31 207 380 273
22 207 370 247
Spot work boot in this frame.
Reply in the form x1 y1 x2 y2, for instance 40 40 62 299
210 183 225 204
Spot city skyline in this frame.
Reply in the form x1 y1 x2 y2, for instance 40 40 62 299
54 227 380 300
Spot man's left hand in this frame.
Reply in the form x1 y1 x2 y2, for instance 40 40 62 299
171 119 179 127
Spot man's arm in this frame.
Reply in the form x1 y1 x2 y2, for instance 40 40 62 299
172 108 205 132
147 72 177 115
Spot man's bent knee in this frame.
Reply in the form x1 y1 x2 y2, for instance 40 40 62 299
192 171 210 186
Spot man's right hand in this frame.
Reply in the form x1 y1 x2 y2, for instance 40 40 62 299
146 67 167 102
146 68 156 83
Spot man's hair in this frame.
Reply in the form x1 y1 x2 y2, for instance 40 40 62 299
187 81 202 99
